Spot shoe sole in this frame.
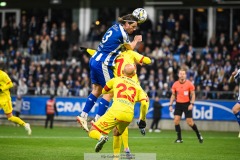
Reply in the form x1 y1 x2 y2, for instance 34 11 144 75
95 137 108 152
76 116 89 132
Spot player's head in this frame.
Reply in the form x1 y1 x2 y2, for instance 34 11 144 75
118 14 138 34
123 64 136 77
178 67 187 82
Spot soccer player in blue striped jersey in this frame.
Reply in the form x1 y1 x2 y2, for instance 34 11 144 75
77 14 142 132
229 69 240 138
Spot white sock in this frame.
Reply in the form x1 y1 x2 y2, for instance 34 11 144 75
94 114 101 122
80 112 88 119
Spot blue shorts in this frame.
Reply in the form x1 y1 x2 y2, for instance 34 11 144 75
90 58 114 87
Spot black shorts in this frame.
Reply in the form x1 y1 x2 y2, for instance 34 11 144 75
174 102 192 118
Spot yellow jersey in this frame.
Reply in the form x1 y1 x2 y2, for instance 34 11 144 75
103 76 148 115
0 70 14 102
87 49 151 83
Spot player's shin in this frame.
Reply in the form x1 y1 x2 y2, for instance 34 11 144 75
81 93 98 118
89 129 102 140
113 135 122 154
8 116 25 126
121 128 129 150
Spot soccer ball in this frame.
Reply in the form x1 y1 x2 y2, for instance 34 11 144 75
132 8 148 24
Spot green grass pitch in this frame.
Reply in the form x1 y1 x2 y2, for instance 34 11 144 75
0 125 239 160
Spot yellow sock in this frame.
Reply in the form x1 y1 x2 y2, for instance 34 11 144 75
113 135 122 154
89 129 102 140
8 116 25 126
121 127 129 150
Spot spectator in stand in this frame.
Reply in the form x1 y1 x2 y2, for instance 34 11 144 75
34 81 42 95
69 22 80 46
29 16 39 37
31 35 42 62
40 35 52 60
51 35 59 60
50 23 58 40
49 80 56 96
58 35 69 60
56 81 68 96
166 13 175 37
17 78 28 96
155 15 166 41
19 15 29 48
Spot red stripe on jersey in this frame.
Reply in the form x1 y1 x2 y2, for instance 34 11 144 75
139 98 148 102
139 56 144 63
114 117 129 123
92 123 108 135
104 85 111 92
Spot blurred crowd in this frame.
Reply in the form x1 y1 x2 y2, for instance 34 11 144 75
0 13 240 100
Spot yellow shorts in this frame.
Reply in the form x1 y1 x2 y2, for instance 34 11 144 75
92 109 132 135
0 100 13 114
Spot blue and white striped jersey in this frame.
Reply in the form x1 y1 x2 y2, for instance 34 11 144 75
234 69 240 100
92 23 130 67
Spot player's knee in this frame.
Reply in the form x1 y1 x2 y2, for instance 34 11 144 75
103 93 112 102
8 116 14 121
113 127 121 136
186 119 194 126
232 104 240 114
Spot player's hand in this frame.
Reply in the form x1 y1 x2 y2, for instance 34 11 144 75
79 47 87 52
134 35 142 42
188 104 193 110
137 120 146 136
137 120 146 129
169 106 173 112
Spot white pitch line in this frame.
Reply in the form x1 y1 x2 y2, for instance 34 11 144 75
0 136 237 139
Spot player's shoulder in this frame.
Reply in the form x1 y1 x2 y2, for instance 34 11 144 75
0 70 7 76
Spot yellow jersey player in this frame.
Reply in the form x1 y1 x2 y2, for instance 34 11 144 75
78 47 150 155
88 64 149 153
0 61 32 135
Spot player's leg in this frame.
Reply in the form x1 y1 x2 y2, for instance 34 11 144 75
154 118 161 132
77 61 103 131
174 115 182 143
45 115 49 128
77 59 113 131
173 104 183 143
94 93 113 122
113 123 130 155
185 107 203 143
50 114 54 129
149 118 155 132
121 127 131 153
2 101 32 135
113 127 122 154
232 102 240 137
89 110 116 152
